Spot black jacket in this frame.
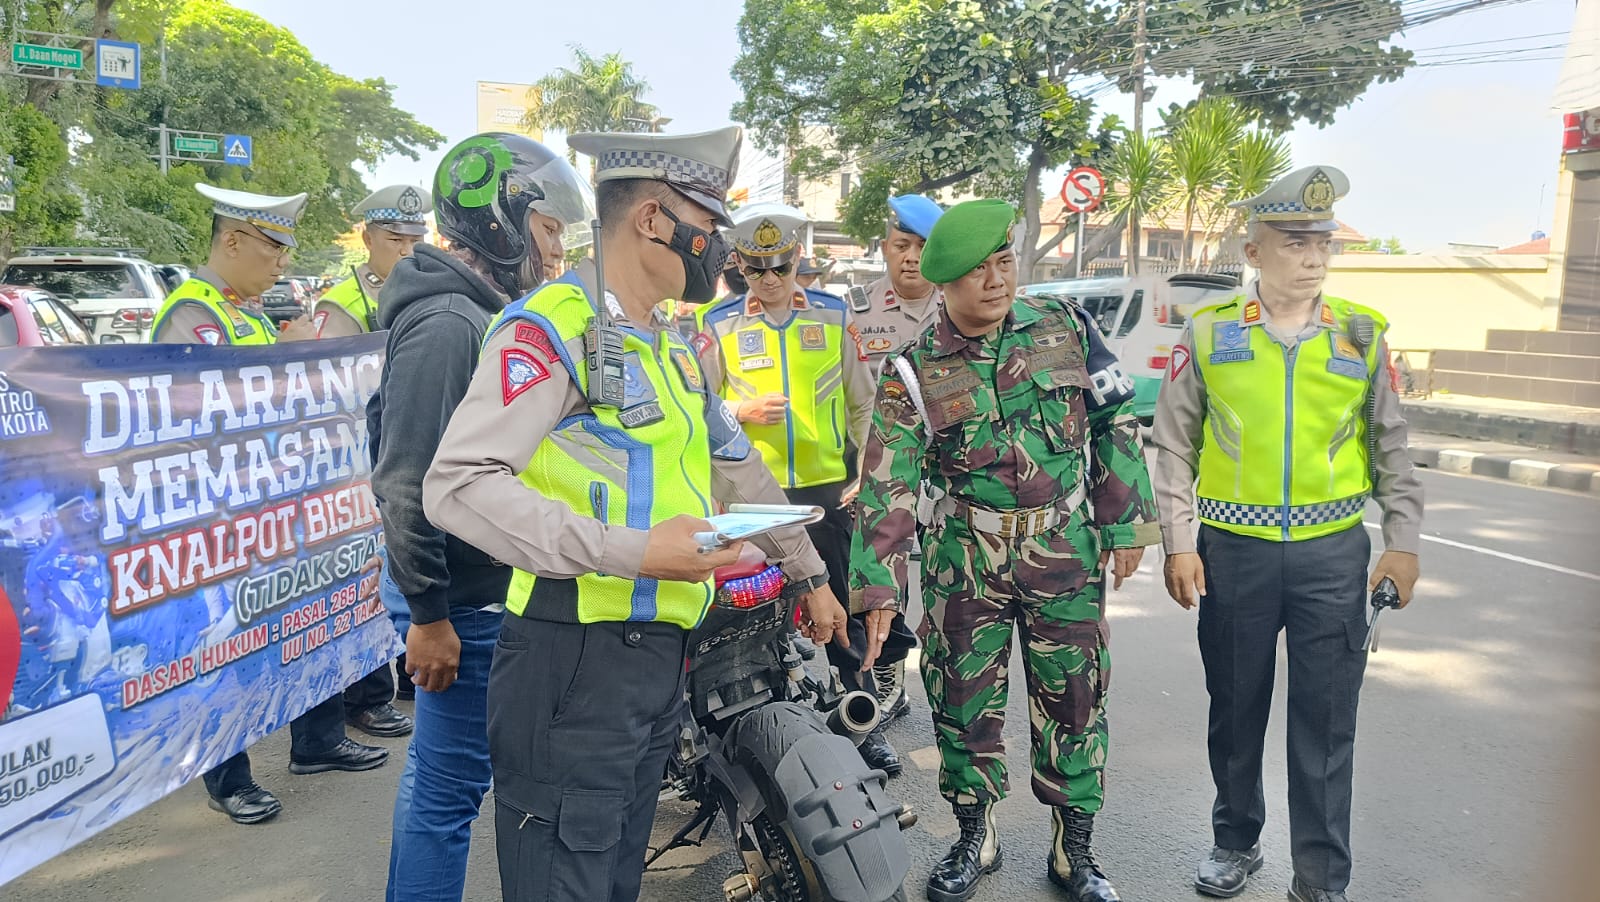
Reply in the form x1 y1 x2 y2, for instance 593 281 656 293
366 245 510 625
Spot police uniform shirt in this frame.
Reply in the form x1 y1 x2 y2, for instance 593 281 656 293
314 264 384 338
852 275 943 369
695 290 875 453
421 260 829 585
1149 279 1423 555
152 266 265 345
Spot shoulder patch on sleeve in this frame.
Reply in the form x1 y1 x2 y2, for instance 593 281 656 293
501 346 550 405
193 324 224 346
312 311 329 336
847 322 867 361
513 321 560 363
1168 344 1191 381
692 330 715 355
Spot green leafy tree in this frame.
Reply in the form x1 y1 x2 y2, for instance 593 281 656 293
521 47 660 167
1102 131 1169 275
0 103 83 259
1163 98 1242 269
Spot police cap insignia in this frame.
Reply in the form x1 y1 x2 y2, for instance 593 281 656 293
1301 169 1337 212
753 219 783 249
397 186 423 215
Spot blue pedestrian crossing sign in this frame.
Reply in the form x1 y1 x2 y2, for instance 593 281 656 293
222 135 253 167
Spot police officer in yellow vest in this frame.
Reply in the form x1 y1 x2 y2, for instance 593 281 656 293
692 203 912 774
152 184 320 345
313 184 433 338
422 127 850 902
1152 166 1424 902
152 183 390 825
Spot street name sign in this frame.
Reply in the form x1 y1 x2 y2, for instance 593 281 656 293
173 136 219 155
11 43 83 70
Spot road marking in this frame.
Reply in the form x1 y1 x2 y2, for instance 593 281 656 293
1363 521 1600 583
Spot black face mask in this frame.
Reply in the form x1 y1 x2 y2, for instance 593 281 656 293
651 204 727 303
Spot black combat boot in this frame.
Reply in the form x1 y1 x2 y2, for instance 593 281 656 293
1047 807 1120 901
858 727 903 777
926 802 1001 902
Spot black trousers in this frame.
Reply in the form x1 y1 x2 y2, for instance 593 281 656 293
1196 523 1370 892
202 694 346 798
344 662 395 712
787 484 914 695
487 614 688 902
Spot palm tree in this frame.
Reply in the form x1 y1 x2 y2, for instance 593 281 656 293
1102 130 1170 275
1164 97 1243 269
1220 129 1292 248
522 47 661 169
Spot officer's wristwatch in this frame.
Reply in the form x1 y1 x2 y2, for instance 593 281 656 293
786 572 829 595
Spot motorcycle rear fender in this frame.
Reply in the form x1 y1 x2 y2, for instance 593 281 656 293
772 732 911 902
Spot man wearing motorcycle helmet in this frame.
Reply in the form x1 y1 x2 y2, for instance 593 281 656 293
423 125 850 902
367 132 594 902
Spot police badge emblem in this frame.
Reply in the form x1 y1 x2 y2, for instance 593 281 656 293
1301 169 1337 213
737 329 766 357
799 324 826 349
753 218 784 250
397 186 423 215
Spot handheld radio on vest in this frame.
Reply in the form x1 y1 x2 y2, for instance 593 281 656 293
583 218 628 408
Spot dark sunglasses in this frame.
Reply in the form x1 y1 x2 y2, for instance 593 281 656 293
742 263 793 278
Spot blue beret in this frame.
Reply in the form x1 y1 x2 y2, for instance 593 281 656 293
887 194 943 240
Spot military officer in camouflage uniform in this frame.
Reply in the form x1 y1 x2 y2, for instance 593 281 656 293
850 199 1159 902
313 185 432 338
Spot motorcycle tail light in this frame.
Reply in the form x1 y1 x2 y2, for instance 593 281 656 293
716 565 784 609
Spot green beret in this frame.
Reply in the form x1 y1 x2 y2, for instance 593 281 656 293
920 199 1017 284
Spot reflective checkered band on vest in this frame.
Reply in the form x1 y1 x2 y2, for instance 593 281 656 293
214 202 296 229
598 150 728 187
1197 494 1368 528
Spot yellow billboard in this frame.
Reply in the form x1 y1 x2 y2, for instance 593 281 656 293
475 82 543 140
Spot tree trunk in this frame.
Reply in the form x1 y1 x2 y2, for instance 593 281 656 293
23 0 117 108
1127 216 1142 275
1181 198 1196 270
1019 145 1048 280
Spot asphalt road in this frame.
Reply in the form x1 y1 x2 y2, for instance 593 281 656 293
10 468 1598 902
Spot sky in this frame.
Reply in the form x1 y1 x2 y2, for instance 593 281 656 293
235 0 1580 252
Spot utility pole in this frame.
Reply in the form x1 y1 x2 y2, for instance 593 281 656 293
1132 0 1148 136
158 29 169 173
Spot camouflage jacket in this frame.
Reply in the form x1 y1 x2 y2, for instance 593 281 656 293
848 294 1160 613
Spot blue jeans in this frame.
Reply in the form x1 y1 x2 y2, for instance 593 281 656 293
378 547 411 638
385 606 500 902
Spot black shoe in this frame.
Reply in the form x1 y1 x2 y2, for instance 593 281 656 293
207 782 282 825
1195 844 1263 897
346 702 414 737
1288 876 1348 902
926 802 1001 902
289 738 389 775
1047 807 1120 901
790 632 818 661
858 729 902 777
873 659 910 724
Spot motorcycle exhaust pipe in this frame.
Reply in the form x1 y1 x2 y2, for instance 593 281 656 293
827 690 882 746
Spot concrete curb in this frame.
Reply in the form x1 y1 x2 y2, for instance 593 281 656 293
1409 446 1600 493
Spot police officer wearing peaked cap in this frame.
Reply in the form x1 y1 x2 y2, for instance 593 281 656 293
152 183 390 825
692 203 908 774
421 126 850 902
1151 166 1424 902
314 184 433 339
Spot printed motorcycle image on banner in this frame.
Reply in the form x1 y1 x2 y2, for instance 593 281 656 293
0 335 401 886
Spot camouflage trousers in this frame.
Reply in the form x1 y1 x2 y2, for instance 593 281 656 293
918 513 1109 811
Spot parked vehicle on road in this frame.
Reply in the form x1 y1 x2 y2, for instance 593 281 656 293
1 248 169 344
1021 272 1242 421
0 285 96 347
260 278 312 324
652 544 912 902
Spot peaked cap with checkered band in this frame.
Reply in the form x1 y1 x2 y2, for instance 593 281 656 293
197 183 308 247
568 126 742 226
1230 165 1349 233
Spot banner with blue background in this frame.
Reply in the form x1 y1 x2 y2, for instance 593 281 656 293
0 335 401 885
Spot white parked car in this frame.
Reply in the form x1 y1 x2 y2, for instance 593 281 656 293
1020 272 1243 421
1 248 171 344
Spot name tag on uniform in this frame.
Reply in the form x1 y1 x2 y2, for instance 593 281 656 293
1210 320 1254 364
741 355 775 370
618 402 665 428
799 323 826 350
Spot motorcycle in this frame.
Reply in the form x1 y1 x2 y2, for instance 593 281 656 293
649 544 914 902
